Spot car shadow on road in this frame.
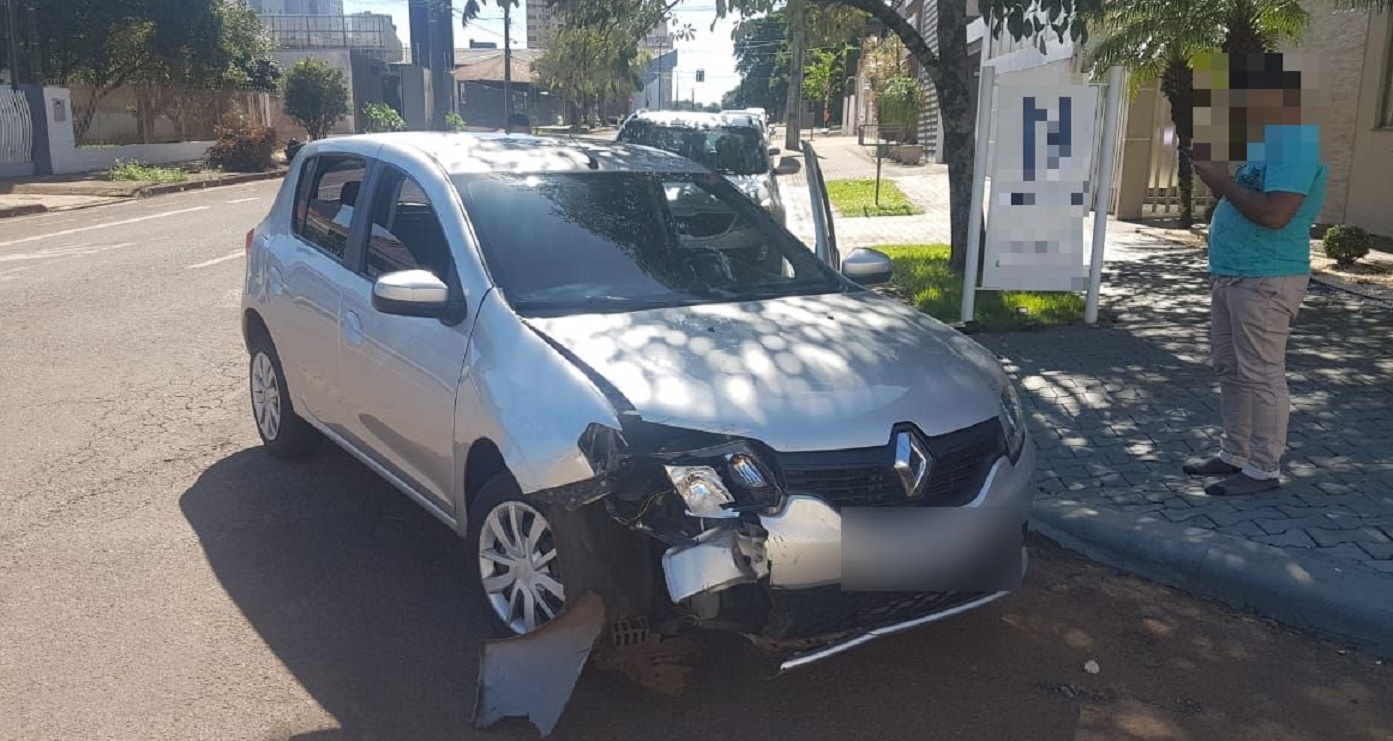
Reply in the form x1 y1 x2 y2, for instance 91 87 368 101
180 445 487 740
179 446 1090 740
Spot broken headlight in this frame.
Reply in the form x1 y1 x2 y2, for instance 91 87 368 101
665 465 740 519
1000 382 1026 463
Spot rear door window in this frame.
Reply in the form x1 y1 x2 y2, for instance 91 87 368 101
293 154 368 260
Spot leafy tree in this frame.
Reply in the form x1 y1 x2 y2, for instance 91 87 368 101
283 58 350 140
732 13 791 116
1086 0 1308 226
802 46 850 127
27 0 278 141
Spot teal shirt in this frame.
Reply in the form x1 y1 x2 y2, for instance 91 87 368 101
1208 124 1328 277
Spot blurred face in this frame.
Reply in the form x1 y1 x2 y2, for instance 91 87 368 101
1192 53 1310 163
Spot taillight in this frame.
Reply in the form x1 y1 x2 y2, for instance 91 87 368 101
245 229 254 256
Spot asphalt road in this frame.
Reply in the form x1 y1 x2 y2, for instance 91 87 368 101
2 184 1391 741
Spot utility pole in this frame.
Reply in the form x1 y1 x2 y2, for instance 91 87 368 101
784 0 805 151
502 3 512 121
5 0 21 89
656 35 666 110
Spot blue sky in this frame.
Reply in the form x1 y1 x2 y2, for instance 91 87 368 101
341 0 740 104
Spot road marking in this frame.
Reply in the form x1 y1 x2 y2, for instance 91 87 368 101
0 242 133 263
0 207 210 248
225 197 260 204
188 251 244 269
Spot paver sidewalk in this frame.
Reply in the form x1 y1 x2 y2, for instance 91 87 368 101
781 133 1393 655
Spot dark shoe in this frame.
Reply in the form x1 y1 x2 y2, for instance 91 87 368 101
1205 473 1280 496
1183 457 1242 477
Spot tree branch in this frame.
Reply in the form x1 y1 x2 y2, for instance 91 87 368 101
810 0 942 78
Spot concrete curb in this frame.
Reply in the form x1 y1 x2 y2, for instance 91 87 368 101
0 203 47 219
1309 270 1393 305
134 170 286 197
1030 498 1393 658
0 170 286 219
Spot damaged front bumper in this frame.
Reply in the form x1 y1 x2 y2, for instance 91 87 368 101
658 438 1038 670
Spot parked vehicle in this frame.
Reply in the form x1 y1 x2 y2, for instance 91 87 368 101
241 132 1035 671
616 110 790 226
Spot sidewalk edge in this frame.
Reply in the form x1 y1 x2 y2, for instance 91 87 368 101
135 170 286 198
0 204 46 218
1030 498 1393 658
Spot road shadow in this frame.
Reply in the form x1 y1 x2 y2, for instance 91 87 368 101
181 446 1089 740
180 446 1392 740
180 446 487 740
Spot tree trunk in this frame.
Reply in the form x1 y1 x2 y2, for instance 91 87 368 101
1160 58 1194 227
785 0 806 151
933 0 974 272
1177 134 1194 226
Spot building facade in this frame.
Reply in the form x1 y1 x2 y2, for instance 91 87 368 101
525 0 560 48
249 0 344 15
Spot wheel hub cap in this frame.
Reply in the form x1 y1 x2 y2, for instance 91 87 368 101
478 501 565 634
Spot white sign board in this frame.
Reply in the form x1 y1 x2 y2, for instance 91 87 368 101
982 85 1098 292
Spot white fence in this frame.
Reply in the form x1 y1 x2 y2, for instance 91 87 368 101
0 89 35 177
1141 91 1215 219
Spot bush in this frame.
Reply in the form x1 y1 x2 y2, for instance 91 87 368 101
1323 225 1372 266
362 102 407 133
877 75 922 144
446 112 467 132
108 159 187 183
206 116 279 172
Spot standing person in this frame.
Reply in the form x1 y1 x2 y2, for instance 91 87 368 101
1186 53 1328 496
505 113 531 135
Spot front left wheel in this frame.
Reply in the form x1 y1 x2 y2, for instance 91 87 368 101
465 473 658 637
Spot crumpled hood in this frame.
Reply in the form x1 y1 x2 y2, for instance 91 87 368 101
526 292 1006 451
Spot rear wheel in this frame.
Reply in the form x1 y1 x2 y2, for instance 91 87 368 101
248 335 322 458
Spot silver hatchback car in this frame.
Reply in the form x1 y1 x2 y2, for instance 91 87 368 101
241 132 1036 670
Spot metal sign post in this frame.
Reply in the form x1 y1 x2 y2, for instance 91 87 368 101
1085 66 1125 325
960 65 996 325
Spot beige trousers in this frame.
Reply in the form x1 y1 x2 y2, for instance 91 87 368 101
1210 275 1309 479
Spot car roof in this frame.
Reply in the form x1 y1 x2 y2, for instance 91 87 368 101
625 110 762 130
305 132 708 175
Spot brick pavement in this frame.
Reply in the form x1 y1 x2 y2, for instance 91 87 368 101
782 132 1393 651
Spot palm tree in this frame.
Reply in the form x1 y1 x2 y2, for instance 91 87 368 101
1086 0 1307 226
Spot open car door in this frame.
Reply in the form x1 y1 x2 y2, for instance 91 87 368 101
800 140 839 271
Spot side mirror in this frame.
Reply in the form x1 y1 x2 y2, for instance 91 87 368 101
372 269 451 318
775 156 801 175
842 248 893 286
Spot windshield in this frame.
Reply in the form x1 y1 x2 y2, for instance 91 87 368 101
454 172 852 317
617 122 769 175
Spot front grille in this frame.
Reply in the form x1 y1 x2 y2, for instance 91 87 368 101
764 587 984 640
777 419 1005 508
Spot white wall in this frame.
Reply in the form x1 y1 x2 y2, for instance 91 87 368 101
41 87 213 175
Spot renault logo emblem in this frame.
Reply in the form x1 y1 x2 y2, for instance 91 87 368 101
894 431 931 498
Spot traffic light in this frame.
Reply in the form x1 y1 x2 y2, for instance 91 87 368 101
695 69 705 83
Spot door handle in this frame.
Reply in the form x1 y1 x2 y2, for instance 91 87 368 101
344 310 364 346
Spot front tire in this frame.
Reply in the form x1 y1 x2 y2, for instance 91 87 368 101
465 473 656 637
248 335 321 459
